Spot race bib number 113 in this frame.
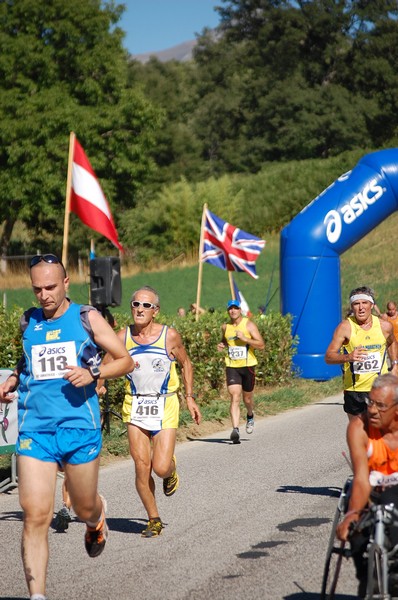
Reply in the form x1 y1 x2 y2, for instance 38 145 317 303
31 341 77 380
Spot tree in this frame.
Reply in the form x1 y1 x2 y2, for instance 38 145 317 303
128 56 205 186
0 0 162 257
189 0 398 169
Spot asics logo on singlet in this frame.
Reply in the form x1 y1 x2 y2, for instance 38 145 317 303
152 359 165 372
39 345 66 356
138 398 158 406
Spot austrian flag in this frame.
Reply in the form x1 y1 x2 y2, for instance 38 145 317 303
70 138 124 252
201 208 265 279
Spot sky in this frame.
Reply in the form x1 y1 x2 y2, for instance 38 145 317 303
117 0 221 55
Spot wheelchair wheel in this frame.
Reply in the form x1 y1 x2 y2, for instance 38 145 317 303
366 542 390 599
321 537 347 599
321 478 353 600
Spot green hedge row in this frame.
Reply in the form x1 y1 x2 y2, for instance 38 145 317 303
0 307 296 409
101 310 297 410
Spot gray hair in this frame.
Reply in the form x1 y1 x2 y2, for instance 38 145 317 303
131 286 160 306
372 374 398 402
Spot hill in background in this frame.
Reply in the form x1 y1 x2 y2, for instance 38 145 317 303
132 39 196 64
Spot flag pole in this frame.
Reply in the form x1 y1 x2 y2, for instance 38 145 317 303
88 239 95 304
195 203 207 322
62 131 75 270
228 272 235 299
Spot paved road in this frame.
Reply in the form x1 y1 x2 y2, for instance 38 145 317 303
0 394 358 600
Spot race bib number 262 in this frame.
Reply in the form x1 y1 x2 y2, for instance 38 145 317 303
353 351 382 375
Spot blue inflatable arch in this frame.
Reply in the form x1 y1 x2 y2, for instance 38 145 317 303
280 148 398 380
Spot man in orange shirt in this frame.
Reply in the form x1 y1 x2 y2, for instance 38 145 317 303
337 373 398 597
381 301 398 340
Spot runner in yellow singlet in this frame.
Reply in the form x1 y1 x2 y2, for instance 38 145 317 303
217 299 265 444
325 286 398 420
103 286 201 538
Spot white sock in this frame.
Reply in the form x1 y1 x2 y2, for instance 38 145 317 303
30 595 47 600
86 512 103 528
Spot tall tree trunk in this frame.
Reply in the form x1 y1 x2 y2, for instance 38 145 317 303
0 218 16 273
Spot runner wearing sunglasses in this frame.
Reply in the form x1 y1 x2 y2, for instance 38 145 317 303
0 254 134 600
102 285 202 538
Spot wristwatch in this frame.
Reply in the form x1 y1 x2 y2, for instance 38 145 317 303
89 365 101 380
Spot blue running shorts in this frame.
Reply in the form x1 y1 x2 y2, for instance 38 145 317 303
16 428 102 466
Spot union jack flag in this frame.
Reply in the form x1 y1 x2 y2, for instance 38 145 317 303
201 209 265 279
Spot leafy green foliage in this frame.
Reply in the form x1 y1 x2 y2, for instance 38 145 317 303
119 148 366 265
3 0 398 272
0 306 23 369
135 0 398 179
104 309 296 412
0 0 162 256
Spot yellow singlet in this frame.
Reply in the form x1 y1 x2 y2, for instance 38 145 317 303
224 317 258 368
342 316 388 392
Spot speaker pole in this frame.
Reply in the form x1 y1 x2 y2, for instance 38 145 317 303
97 306 123 434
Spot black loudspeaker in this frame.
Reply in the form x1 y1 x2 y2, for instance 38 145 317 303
89 257 122 307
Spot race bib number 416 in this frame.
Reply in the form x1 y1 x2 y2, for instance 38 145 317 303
31 341 77 380
131 396 165 430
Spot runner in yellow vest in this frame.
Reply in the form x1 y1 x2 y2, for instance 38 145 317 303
217 299 265 444
325 286 398 420
102 286 201 538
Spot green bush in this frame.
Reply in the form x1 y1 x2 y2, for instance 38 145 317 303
0 306 23 369
106 309 296 411
0 306 296 414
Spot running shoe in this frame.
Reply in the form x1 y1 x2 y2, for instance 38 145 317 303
230 427 240 444
55 505 72 532
163 455 179 497
141 518 164 538
246 416 254 434
84 496 108 558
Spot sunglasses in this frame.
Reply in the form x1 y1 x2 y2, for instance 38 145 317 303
131 300 158 310
30 254 66 276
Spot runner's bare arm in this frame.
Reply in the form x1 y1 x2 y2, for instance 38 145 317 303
168 328 202 425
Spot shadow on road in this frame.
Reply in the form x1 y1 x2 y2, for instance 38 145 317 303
277 484 342 498
0 510 23 522
284 593 355 599
186 436 249 445
106 516 151 534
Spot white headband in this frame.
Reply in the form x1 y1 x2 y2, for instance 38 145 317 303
350 293 374 305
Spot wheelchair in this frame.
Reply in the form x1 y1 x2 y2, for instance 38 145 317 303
321 476 398 599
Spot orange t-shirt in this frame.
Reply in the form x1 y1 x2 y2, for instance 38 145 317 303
367 423 398 486
387 314 398 340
